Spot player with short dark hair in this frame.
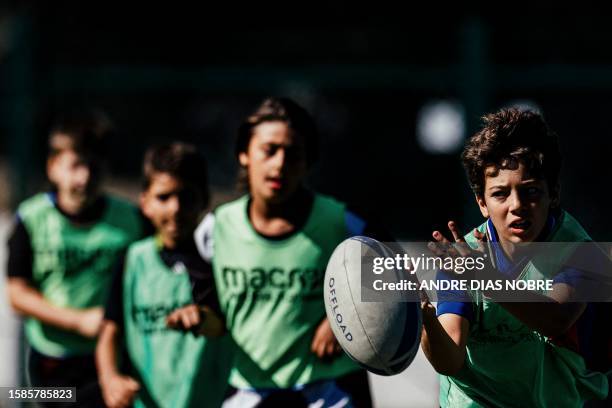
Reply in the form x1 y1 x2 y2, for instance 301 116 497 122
6 109 143 406
169 97 390 407
421 108 610 406
96 142 232 408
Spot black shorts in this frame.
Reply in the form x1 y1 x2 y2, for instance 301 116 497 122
27 348 105 408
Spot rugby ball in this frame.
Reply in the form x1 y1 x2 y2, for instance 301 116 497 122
324 236 422 376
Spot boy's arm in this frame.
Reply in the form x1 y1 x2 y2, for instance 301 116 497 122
434 221 588 339
170 213 225 337
7 278 103 337
421 302 470 376
6 220 102 337
96 255 140 408
96 321 140 408
96 321 122 386
486 285 586 338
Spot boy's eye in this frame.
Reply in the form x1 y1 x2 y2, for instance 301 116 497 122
157 193 172 201
491 190 507 198
262 145 276 156
526 187 540 195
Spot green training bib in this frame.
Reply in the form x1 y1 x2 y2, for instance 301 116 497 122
19 193 141 357
123 237 232 408
212 194 359 389
439 211 609 407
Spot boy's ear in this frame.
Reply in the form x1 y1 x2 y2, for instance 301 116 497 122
46 157 58 183
550 182 561 208
238 152 249 167
139 192 152 218
476 194 489 218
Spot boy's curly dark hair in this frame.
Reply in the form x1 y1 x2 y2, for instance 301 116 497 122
462 108 561 199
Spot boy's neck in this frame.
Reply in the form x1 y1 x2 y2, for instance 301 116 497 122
158 231 198 252
55 191 105 223
249 187 313 237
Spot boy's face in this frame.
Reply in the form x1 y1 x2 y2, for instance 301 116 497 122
141 172 204 248
47 148 102 211
476 162 553 244
239 121 307 205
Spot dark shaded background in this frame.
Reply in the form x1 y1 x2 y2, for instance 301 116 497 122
0 3 610 240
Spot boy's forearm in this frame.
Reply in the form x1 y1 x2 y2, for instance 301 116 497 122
7 278 80 331
421 314 468 376
96 321 121 381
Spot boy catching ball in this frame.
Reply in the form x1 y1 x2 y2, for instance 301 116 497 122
421 108 610 406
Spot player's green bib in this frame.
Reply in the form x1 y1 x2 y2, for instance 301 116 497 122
439 211 609 407
212 194 359 389
123 237 232 408
18 193 141 357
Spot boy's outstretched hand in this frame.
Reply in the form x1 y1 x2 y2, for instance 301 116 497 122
99 372 140 408
311 318 342 360
428 220 490 279
166 304 225 337
429 221 486 258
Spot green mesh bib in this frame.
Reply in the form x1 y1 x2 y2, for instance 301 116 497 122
19 193 141 356
123 237 232 408
439 211 608 407
212 194 359 389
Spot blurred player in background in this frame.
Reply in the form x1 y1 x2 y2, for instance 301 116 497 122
6 110 143 406
421 108 610 406
171 97 390 407
96 143 232 408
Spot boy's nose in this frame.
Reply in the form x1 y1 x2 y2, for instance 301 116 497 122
168 195 180 214
509 191 525 212
74 165 91 186
271 149 287 170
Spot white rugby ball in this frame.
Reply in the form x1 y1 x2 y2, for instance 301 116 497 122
324 236 422 376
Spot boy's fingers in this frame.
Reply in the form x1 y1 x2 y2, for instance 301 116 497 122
110 391 125 408
432 231 451 244
448 221 475 257
180 313 192 329
126 377 140 391
166 313 176 326
105 393 117 408
313 336 324 357
448 221 463 242
434 230 462 257
310 336 319 353
189 308 201 326
326 341 335 355
427 241 445 257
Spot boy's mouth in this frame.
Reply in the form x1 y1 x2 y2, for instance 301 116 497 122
266 176 284 190
509 219 532 234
